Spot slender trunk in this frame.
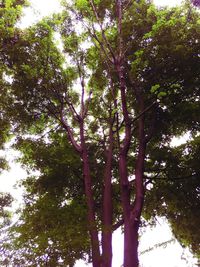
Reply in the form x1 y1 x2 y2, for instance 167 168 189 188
117 62 135 266
119 151 139 267
116 52 135 267
116 49 134 267
102 148 113 267
101 117 114 267
80 122 101 267
124 99 146 267
124 219 139 267
119 153 130 265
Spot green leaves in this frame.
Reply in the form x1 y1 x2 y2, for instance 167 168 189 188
0 0 200 264
8 135 89 266
150 84 167 100
0 192 13 224
76 0 89 9
144 135 200 258
150 84 160 94
157 91 167 99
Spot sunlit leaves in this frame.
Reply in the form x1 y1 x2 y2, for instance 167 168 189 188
76 0 89 10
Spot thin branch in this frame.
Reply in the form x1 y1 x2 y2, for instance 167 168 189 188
113 118 124 134
64 95 81 122
117 0 124 61
76 55 86 120
83 90 93 117
39 124 60 139
144 172 161 187
145 113 157 144
123 0 133 11
100 95 111 109
60 105 82 153
112 218 124 231
44 100 61 121
75 7 113 65
89 0 116 61
132 101 157 125
100 50 121 150
89 23 113 64
145 173 199 182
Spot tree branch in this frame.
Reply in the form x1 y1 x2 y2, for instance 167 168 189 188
89 0 116 61
145 173 199 182
112 218 124 231
60 106 82 153
132 101 157 125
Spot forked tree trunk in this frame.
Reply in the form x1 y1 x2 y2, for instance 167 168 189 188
119 151 140 267
123 103 146 267
122 153 145 267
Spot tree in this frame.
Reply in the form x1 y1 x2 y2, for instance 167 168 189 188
0 0 29 170
0 2 28 265
0 0 26 169
144 135 200 260
10 135 90 266
0 0 27 238
3 1 200 267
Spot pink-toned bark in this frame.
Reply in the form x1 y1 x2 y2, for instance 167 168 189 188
102 125 113 267
80 121 101 267
61 1 152 266
115 1 147 266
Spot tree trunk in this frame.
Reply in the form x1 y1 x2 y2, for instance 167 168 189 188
102 127 113 267
124 220 139 267
102 162 113 267
82 151 101 267
124 102 146 267
80 122 101 267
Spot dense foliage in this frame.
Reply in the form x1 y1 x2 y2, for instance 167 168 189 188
0 0 28 170
0 0 199 266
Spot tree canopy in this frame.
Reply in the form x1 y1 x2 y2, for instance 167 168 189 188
0 0 200 266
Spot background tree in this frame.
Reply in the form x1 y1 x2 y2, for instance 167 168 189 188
0 2 28 265
144 135 200 260
0 0 28 171
10 134 90 266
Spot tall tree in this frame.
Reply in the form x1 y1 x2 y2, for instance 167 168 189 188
4 1 200 267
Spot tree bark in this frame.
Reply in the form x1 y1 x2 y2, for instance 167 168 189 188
115 0 147 260
80 122 101 267
123 219 139 267
124 98 146 267
102 122 114 267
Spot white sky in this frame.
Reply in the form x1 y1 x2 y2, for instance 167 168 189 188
0 0 197 266
19 0 183 28
0 143 26 207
